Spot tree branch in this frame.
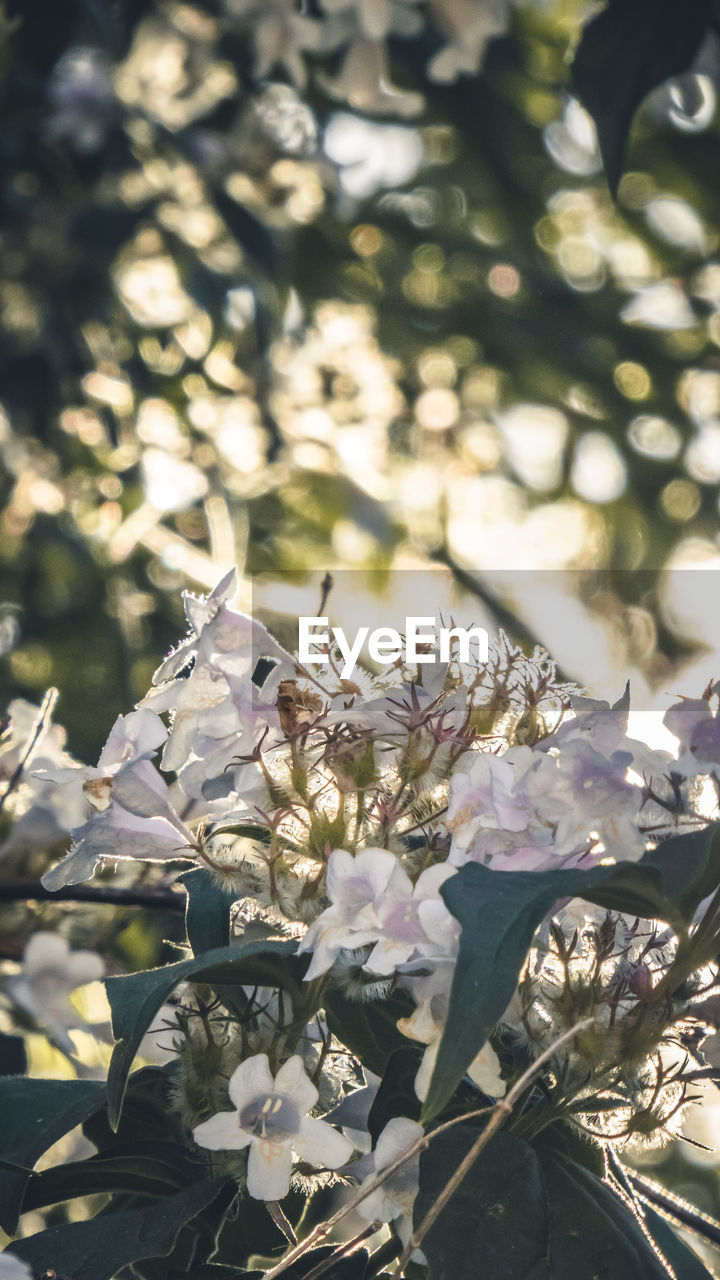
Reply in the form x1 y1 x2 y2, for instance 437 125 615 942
0 880 185 911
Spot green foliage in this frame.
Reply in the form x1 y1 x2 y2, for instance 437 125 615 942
324 986 417 1077
415 1127 712 1279
0 1078 105 1234
573 0 714 193
426 831 720 1121
180 868 232 956
105 939 305 1128
367 1047 423 1144
423 861 617 1120
5 1178 231 1280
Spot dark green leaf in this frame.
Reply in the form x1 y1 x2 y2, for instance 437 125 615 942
584 827 719 925
367 1047 422 1144
213 187 282 280
415 1128 673 1278
324 986 416 1076
168 1269 261 1280
0 1078 105 1234
180 867 232 956
21 1145 199 1212
0 1030 27 1076
6 1179 229 1280
572 0 713 195
640 1204 716 1278
426 835 720 1122
106 940 302 1129
83 1064 182 1151
424 861 622 1120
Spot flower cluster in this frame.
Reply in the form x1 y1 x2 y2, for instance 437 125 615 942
4 570 720 1225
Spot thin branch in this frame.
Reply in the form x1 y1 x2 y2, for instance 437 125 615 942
299 1224 379 1280
0 688 58 817
0 880 185 911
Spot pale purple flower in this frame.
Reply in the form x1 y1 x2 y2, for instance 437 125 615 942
397 961 505 1102
0 1254 33 1280
298 848 457 980
0 699 88 857
193 1053 352 1199
40 712 196 890
664 693 720 775
143 569 294 800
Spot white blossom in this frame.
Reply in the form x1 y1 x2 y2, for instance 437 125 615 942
40 711 196 890
354 1115 424 1250
142 568 294 801
193 1053 353 1199
298 848 457 979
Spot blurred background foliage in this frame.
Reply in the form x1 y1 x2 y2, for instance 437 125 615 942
3 0 720 1255
2 0 720 762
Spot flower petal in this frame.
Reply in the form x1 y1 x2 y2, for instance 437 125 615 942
295 1117 353 1168
247 1137 293 1200
22 932 69 973
228 1053 274 1109
193 1111 252 1151
273 1055 318 1114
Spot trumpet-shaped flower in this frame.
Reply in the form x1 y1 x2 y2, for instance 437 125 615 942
192 1053 353 1199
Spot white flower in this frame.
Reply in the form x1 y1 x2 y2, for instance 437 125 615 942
142 569 294 801
0 700 87 857
193 1053 353 1199
664 693 720 775
397 961 505 1103
40 710 197 889
298 848 457 980
7 931 104 1054
0 1254 34 1280
355 1115 424 1226
428 0 509 83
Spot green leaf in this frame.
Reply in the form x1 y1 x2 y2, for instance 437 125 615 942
425 833 720 1122
0 1077 105 1234
214 187 282 280
424 861 621 1120
640 1204 716 1278
415 1128 673 1278
83 1065 182 1151
179 867 231 955
21 1145 199 1212
106 940 303 1129
168 1269 261 1280
571 0 713 195
324 986 416 1077
0 1029 26 1076
367 1046 422 1144
5 1179 229 1280
584 826 719 926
